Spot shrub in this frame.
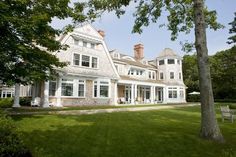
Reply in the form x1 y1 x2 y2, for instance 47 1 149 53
229 104 236 109
20 97 32 106
0 98 13 108
187 95 200 102
0 111 32 157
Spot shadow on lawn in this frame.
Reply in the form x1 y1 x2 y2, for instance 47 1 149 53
13 110 236 157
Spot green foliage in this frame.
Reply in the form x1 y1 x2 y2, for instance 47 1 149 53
182 54 199 93
227 12 236 44
0 98 13 108
183 46 236 100
210 46 236 99
0 111 32 157
20 97 32 106
187 94 200 102
229 104 236 109
0 0 88 85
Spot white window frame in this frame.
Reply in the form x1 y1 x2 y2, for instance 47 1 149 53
93 80 110 98
168 87 178 99
159 72 164 80
78 79 86 98
72 53 99 69
170 71 175 79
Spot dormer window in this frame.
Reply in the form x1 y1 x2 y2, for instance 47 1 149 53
168 59 175 64
91 43 95 49
113 53 120 59
74 39 79 45
160 72 164 80
83 41 87 47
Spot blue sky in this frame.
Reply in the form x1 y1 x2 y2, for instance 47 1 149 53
51 0 236 59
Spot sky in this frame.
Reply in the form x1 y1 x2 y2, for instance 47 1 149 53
51 0 236 59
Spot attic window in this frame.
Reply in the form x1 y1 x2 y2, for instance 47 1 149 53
159 60 164 65
168 59 175 64
114 53 120 59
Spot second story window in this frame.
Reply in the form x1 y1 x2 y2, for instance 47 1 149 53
168 59 175 64
92 57 98 68
73 53 98 69
83 41 87 47
91 43 95 49
149 71 152 79
82 55 90 67
160 72 164 80
179 72 182 79
170 72 174 79
73 54 80 65
159 60 164 65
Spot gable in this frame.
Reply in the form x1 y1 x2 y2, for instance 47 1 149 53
73 23 103 39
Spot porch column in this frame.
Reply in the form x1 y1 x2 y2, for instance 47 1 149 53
150 86 155 104
13 83 21 108
162 86 168 104
43 81 50 108
114 81 118 105
131 84 135 104
56 77 62 107
153 86 156 103
134 84 137 104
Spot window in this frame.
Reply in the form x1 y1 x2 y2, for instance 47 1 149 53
180 90 184 98
131 70 134 75
177 60 180 64
170 72 174 79
92 57 98 68
49 81 56 96
73 54 80 66
159 60 164 65
83 41 87 47
94 80 109 98
82 55 90 67
149 71 152 79
168 59 175 64
179 72 182 79
152 72 156 79
74 39 79 45
91 43 95 49
140 71 143 75
78 80 85 97
61 79 74 96
168 87 177 98
160 72 164 80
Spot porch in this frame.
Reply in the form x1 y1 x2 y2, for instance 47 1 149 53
117 84 164 105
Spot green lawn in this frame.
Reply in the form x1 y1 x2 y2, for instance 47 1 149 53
12 105 236 157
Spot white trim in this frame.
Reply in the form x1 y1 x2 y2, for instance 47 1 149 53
93 79 111 98
72 52 99 69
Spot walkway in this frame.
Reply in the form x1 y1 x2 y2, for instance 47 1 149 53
51 103 200 116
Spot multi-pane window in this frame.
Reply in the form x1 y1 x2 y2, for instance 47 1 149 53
73 54 80 66
180 90 184 98
49 81 57 96
78 80 85 97
61 79 74 96
168 87 177 98
91 43 95 49
83 41 87 47
159 60 164 65
168 59 175 64
160 72 164 80
73 54 98 69
92 57 98 68
170 72 174 79
94 80 109 98
82 55 90 67
149 71 152 79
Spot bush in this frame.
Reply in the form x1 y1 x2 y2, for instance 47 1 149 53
229 104 236 109
214 99 236 103
187 95 200 102
20 97 32 106
0 111 32 157
0 98 13 108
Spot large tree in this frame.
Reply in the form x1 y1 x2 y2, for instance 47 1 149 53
0 0 86 107
85 0 224 141
227 12 236 44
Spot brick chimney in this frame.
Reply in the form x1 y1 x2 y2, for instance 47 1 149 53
98 30 105 38
134 44 144 60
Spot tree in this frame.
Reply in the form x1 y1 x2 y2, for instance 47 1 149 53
227 12 236 44
85 0 224 141
0 0 86 107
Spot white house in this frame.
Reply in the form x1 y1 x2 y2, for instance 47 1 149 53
1 23 186 106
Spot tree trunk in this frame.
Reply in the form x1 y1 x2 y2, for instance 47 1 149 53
13 83 21 108
193 0 224 142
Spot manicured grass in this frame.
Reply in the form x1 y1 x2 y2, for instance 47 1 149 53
12 105 236 157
